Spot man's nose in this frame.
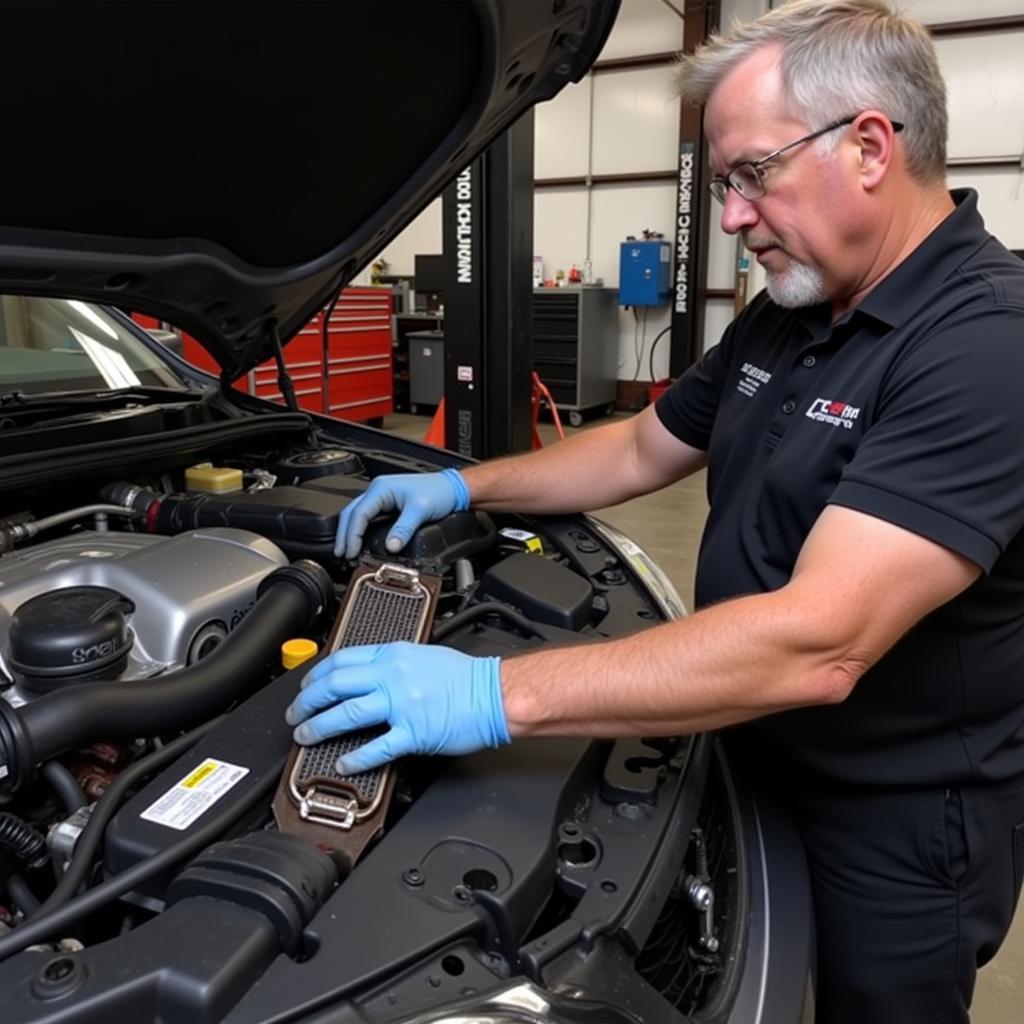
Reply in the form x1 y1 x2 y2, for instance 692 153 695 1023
719 188 761 235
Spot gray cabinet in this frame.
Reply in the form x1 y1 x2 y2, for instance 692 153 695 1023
531 287 618 425
407 330 445 410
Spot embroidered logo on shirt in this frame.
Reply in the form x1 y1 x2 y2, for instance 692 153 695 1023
737 362 772 398
806 398 861 429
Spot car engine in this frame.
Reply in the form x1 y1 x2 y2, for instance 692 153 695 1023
0 437 739 1024
0 529 289 700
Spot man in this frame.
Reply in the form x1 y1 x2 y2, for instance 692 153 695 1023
287 1 1024 1020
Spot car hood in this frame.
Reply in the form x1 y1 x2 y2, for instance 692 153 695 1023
0 0 618 381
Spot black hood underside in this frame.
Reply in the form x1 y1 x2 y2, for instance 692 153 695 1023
0 0 618 379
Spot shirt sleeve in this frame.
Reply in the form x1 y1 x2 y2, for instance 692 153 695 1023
654 300 753 449
828 306 1024 571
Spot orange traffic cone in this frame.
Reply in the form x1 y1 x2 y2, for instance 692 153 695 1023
423 399 445 447
423 381 565 451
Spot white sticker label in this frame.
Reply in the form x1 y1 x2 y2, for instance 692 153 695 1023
616 537 653 578
140 758 250 831
499 527 543 552
457 365 474 383
500 528 535 542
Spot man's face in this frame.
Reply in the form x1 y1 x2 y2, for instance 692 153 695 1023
705 45 857 308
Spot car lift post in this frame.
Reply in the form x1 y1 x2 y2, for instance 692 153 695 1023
441 110 535 459
670 0 720 378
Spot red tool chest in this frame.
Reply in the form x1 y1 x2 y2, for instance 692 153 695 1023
138 287 394 423
323 287 393 422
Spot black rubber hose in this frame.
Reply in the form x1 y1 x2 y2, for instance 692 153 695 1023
0 814 48 868
0 753 284 962
647 325 672 386
0 562 330 786
432 601 546 642
34 715 226 918
6 874 41 917
41 761 87 815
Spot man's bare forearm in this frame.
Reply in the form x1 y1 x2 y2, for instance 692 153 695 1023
499 504 981 739
461 419 636 514
500 587 862 738
461 407 706 515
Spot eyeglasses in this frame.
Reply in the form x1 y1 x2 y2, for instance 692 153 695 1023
708 115 904 205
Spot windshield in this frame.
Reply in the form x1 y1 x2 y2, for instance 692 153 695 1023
0 296 185 395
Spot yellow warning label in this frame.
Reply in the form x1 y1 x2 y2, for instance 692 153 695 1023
182 761 217 789
141 758 250 831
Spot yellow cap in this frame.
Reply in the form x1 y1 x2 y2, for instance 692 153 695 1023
281 638 319 670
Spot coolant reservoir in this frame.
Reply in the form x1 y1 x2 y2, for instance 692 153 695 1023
185 463 244 493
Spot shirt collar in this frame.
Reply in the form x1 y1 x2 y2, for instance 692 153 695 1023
791 189 989 339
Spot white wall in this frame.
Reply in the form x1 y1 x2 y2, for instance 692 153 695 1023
937 23 1024 253
534 0 754 375
367 0 1024 372
595 0 687 59
939 31 1024 162
897 0 1024 23
351 198 442 286
535 4 684 379
949 167 1024 248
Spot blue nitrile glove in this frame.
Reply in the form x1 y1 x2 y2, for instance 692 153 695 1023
335 468 470 560
285 642 510 774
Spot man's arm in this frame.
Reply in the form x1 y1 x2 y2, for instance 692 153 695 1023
462 404 707 514
501 504 981 736
334 404 706 557
292 502 982 771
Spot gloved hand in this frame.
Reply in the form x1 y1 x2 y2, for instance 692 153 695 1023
335 468 470 560
285 642 510 774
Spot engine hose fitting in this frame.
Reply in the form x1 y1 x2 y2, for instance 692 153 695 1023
0 703 35 796
0 813 49 869
0 562 333 792
257 560 333 633
97 482 164 516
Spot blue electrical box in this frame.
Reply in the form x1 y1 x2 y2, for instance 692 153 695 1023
618 239 671 306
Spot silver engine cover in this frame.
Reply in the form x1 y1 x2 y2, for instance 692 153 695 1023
0 529 289 690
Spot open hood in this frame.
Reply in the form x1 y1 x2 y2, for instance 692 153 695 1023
0 0 618 380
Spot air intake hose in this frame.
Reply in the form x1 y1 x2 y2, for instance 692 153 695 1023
0 561 332 793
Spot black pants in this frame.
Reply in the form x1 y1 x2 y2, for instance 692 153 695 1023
782 780 1024 1024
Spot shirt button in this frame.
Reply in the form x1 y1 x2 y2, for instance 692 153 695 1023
782 400 796 414
802 355 816 368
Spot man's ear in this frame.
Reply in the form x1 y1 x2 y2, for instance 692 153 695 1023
853 111 898 190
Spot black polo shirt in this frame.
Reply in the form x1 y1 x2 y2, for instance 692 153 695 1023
656 190 1024 789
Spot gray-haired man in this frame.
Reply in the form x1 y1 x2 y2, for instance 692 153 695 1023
290 3 1024 1018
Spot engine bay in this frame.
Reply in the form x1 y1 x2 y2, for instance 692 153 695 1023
0 433 720 1024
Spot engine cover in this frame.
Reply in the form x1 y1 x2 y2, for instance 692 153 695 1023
0 529 289 694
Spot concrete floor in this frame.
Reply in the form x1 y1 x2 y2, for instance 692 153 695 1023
378 410 1024 1021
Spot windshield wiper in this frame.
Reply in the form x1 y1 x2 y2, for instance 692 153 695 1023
0 385 212 408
